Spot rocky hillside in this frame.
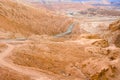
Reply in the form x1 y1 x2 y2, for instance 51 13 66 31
109 20 120 47
0 0 79 37
0 0 120 80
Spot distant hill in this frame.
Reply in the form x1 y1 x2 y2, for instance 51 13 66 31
0 0 79 37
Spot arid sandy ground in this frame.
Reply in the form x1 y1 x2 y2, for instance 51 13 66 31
0 0 120 80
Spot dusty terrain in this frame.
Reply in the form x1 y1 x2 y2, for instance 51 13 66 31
0 0 120 80
31 2 94 11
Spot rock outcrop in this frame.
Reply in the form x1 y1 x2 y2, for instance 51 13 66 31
109 20 120 32
114 34 120 48
109 20 120 47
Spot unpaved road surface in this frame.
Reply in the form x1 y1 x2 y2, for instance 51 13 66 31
0 40 58 80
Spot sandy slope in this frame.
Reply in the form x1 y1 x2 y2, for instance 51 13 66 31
0 0 80 36
0 40 59 80
0 0 120 80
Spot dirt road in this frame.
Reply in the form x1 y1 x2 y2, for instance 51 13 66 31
0 40 57 80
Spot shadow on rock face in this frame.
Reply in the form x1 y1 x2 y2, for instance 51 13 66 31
114 34 120 48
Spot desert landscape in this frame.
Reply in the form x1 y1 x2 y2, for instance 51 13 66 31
0 0 120 80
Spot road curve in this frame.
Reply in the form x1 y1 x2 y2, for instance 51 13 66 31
0 41 57 80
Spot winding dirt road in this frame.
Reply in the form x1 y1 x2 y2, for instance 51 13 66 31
0 40 57 80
